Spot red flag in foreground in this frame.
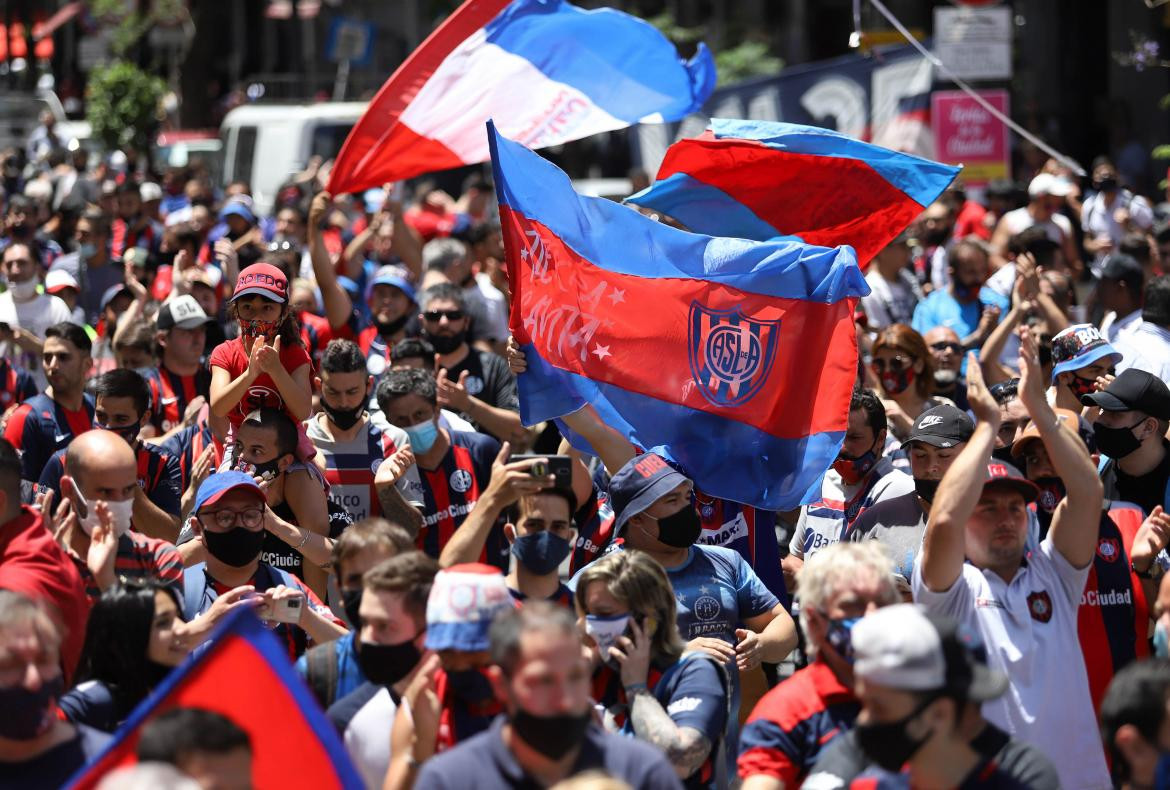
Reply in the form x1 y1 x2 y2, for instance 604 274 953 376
66 610 361 789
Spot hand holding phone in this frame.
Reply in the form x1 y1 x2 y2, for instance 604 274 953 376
260 586 305 624
512 454 572 489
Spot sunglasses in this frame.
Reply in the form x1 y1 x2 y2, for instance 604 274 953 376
423 309 465 322
930 341 963 355
872 355 914 372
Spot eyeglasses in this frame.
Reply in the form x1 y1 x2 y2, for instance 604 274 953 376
930 341 963 355
200 507 264 530
423 309 465 323
872 355 914 372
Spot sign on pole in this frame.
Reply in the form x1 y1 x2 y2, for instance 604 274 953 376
933 5 1012 81
931 89 1010 186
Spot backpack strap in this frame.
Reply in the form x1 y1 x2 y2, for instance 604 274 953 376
304 642 340 709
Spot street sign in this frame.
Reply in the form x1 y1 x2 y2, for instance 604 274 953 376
931 89 1010 186
326 18 374 66
933 5 1012 81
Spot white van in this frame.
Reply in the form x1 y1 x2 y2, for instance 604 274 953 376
219 102 367 217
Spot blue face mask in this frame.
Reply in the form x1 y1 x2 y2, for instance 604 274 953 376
1156 620 1170 659
79 242 97 260
510 531 571 576
404 418 439 454
824 615 861 663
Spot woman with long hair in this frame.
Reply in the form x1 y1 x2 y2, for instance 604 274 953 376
60 583 189 732
577 550 730 789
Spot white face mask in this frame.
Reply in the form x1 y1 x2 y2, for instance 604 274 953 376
585 613 630 663
7 278 37 300
75 486 134 538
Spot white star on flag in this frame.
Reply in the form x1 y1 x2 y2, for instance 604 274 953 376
607 288 626 305
592 344 612 360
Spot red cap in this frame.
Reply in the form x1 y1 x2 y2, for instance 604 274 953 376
232 263 287 303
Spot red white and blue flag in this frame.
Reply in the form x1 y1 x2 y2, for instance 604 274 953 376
328 0 716 195
489 121 869 510
66 610 362 790
628 119 960 266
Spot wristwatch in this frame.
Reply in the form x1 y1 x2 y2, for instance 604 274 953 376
1131 558 1164 580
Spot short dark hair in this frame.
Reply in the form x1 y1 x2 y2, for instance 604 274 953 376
331 518 415 579
850 388 887 437
113 319 157 359
362 551 438 625
490 600 578 676
239 407 298 459
5 240 41 269
390 337 435 365
990 378 1020 405
44 321 92 355
1100 658 1170 784
1119 233 1152 267
1143 275 1170 326
376 368 437 411
137 707 252 765
509 487 578 525
419 283 466 312
78 209 110 238
115 181 140 198
90 368 151 418
320 338 366 375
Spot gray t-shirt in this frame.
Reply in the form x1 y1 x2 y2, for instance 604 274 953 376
847 490 927 589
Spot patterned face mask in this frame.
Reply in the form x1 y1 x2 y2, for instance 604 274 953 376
240 318 280 339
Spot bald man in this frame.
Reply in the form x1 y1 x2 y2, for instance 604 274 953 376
923 326 970 410
56 430 183 601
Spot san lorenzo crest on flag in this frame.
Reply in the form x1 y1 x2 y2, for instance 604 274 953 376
688 301 780 408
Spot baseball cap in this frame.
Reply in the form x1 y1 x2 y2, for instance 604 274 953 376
157 294 212 331
1099 252 1145 285
608 451 691 533
1028 173 1073 198
901 404 974 449
44 268 79 295
232 262 287 303
367 264 416 304
1011 408 1085 458
219 197 256 225
99 283 132 311
853 604 1009 702
983 460 1040 502
424 563 515 652
139 182 163 203
192 471 265 513
1050 324 1122 383
1082 368 1170 420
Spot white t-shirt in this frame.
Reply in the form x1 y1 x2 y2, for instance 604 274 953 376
1114 321 1170 382
862 269 919 330
0 291 73 390
339 685 398 789
997 207 1074 247
1101 308 1142 345
1081 190 1154 270
473 272 510 343
912 539 1110 790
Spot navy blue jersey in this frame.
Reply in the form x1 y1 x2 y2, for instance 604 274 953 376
3 393 95 485
38 440 182 516
160 422 220 492
0 357 37 412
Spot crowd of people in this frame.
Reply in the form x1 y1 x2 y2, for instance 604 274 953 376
2 113 1170 790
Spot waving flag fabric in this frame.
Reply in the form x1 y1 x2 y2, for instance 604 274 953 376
67 610 361 790
489 121 869 510
628 119 960 266
327 0 716 195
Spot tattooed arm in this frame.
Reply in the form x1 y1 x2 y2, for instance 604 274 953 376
627 687 714 779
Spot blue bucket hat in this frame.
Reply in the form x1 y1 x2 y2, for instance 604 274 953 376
1050 324 1122 383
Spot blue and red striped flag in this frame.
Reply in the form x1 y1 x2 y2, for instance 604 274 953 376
66 609 361 790
328 0 716 195
628 119 960 266
489 121 869 510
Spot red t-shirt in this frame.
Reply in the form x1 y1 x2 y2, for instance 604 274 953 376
208 337 311 429
0 506 90 681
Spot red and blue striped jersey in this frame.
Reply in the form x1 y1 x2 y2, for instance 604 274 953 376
306 417 407 521
73 532 184 602
160 422 222 493
1076 501 1150 714
508 583 575 609
300 311 357 367
141 366 211 435
696 492 789 605
409 430 504 570
0 358 37 412
569 484 617 574
738 660 860 786
37 440 182 517
2 393 95 484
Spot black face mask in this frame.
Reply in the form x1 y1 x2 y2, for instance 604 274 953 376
652 504 702 549
357 637 423 688
322 398 365 431
375 314 410 338
509 707 592 760
1032 476 1066 514
913 477 941 504
1094 177 1119 192
342 588 362 629
202 525 266 567
0 675 64 740
1093 421 1145 460
446 667 496 705
855 696 937 772
424 329 466 355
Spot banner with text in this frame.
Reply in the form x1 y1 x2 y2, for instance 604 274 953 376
930 89 1009 186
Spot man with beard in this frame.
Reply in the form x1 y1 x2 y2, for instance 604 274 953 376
915 200 956 292
408 601 682 790
181 471 345 660
847 405 973 592
327 552 438 788
422 237 508 350
923 327 968 410
419 284 524 444
911 240 1000 352
358 265 417 378
0 244 72 390
914 339 1110 789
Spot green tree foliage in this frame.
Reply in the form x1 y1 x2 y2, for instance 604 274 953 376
648 12 783 87
85 61 166 153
